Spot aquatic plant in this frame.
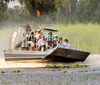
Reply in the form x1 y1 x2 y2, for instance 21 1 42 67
63 71 72 74
45 64 88 68
47 69 52 72
0 71 5 74
79 70 88 72
12 69 21 74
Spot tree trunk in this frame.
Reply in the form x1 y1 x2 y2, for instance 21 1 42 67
68 0 71 12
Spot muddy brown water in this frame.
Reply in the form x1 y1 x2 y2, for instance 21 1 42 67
0 28 100 68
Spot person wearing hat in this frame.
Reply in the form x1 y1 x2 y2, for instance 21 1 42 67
54 35 58 43
35 29 43 39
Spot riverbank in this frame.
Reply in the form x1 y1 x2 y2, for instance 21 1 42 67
0 66 100 85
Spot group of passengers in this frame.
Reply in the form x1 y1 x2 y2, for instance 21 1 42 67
22 25 70 51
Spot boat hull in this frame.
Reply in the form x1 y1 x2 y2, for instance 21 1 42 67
4 48 56 61
5 52 47 61
4 47 90 61
45 48 90 61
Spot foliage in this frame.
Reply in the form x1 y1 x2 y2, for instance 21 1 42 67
12 69 21 74
76 0 100 23
52 23 100 54
45 64 88 68
2 0 100 23
0 1 7 21
6 6 32 21
0 71 5 74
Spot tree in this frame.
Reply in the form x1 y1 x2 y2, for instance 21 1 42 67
0 1 7 21
3 0 70 16
76 0 100 23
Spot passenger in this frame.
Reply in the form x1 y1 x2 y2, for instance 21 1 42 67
57 37 63 48
28 32 36 51
22 31 29 50
25 28 31 41
28 32 36 42
54 35 58 44
35 28 44 40
38 35 46 51
54 35 58 41
47 37 52 49
63 39 70 48
21 40 28 50
45 31 54 41
52 40 57 47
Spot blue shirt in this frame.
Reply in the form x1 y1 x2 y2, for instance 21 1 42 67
63 43 70 48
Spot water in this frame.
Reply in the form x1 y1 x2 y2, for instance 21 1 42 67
0 28 12 61
0 27 100 68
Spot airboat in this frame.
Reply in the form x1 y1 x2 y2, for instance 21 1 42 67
4 25 90 61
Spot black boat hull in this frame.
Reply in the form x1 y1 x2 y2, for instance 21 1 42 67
45 48 90 61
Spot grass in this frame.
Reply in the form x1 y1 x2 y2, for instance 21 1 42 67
51 23 100 54
1 22 100 54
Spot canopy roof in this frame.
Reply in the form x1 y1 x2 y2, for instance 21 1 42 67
44 27 59 32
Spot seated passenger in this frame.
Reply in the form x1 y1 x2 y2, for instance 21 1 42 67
57 37 63 48
28 32 36 42
63 39 70 48
47 37 52 49
38 35 46 51
35 28 44 39
21 40 28 50
45 31 54 41
54 35 58 44
54 35 58 41
28 32 36 51
35 29 41 38
52 40 57 47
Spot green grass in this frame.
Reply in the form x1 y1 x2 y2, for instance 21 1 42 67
1 22 100 54
50 23 100 54
45 64 88 68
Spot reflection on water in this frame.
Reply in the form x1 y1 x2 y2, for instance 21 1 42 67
0 27 100 68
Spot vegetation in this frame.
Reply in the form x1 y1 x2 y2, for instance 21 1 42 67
0 71 5 74
12 69 21 74
1 22 100 54
52 23 100 54
1 0 100 53
63 71 72 74
6 6 32 21
1 0 100 23
79 70 88 72
0 1 7 21
45 63 88 68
